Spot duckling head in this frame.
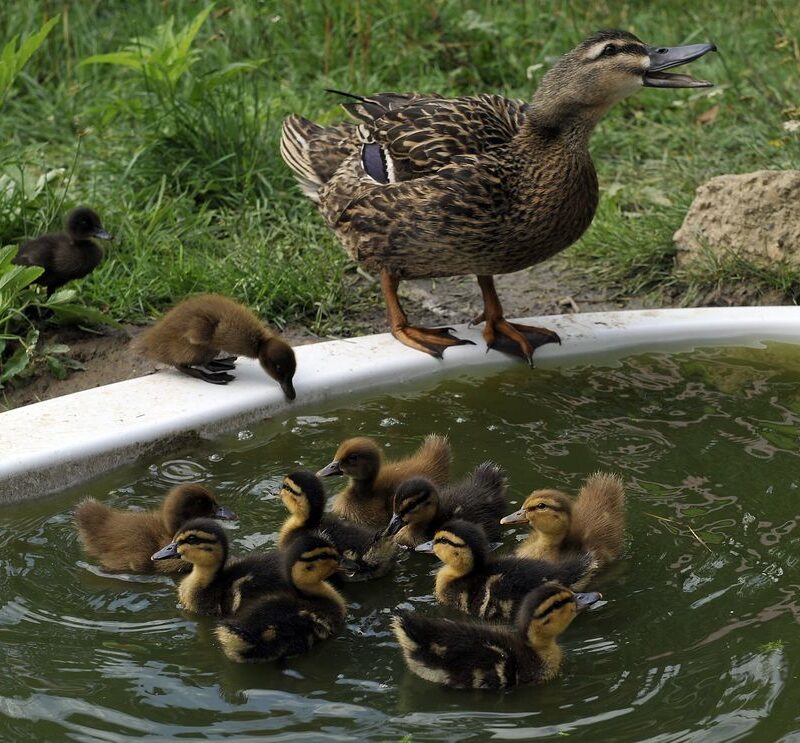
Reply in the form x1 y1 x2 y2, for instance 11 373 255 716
280 470 326 528
500 489 572 539
162 484 237 535
258 337 297 400
531 30 716 129
151 517 228 569
284 532 341 590
317 437 382 481
384 477 440 537
416 519 488 575
519 582 602 645
66 206 114 241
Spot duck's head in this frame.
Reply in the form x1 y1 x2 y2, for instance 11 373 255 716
317 437 382 481
279 470 326 528
416 519 489 574
518 582 602 645
533 30 716 126
258 337 296 401
162 484 237 534
66 207 114 241
384 477 440 538
283 532 341 589
500 489 572 538
151 517 228 569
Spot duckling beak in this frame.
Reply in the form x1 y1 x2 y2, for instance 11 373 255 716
500 507 527 525
644 42 716 88
340 556 361 577
317 460 342 477
574 591 603 609
151 542 180 561
92 229 114 240
382 514 404 538
415 539 435 553
213 504 237 521
280 380 296 401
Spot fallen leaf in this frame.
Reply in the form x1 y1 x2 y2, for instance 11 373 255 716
696 105 720 126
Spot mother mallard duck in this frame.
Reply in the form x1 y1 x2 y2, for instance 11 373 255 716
282 30 715 362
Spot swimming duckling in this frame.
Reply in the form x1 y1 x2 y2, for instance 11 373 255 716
317 434 451 529
75 484 236 574
392 582 601 689
13 207 113 297
151 518 285 616
417 519 597 621
131 294 297 399
383 462 507 548
278 470 397 581
215 533 346 662
500 472 625 566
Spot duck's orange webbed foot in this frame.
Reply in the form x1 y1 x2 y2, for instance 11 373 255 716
392 324 475 359
483 318 560 366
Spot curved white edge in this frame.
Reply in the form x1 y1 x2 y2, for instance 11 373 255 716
2 306 799 503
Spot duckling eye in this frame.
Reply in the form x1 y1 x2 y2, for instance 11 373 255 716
183 535 201 545
602 44 618 57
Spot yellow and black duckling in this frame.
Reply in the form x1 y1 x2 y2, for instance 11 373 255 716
278 470 397 581
501 472 625 566
132 293 297 399
75 484 236 574
151 518 285 616
12 207 113 297
215 533 346 663
282 31 715 362
392 581 601 689
317 434 451 529
417 519 597 621
383 462 508 548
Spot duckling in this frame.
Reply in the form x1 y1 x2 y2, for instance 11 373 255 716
383 462 507 548
282 32 715 362
417 519 597 621
151 518 285 616
131 293 296 399
75 484 236 574
392 582 601 689
12 207 113 297
317 434 451 529
278 470 396 581
500 472 625 565
215 533 346 662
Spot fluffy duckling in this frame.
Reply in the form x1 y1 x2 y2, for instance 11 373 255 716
13 207 113 297
132 294 297 399
75 484 236 574
317 434 451 529
392 582 601 689
501 472 625 566
383 462 507 548
417 519 597 621
151 518 285 616
215 533 346 662
278 470 397 581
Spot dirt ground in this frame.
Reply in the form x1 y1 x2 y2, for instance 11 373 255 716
1 255 789 411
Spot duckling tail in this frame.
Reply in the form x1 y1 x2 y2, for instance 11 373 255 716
75 498 111 534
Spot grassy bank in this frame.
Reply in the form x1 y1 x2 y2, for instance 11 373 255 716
1 0 799 342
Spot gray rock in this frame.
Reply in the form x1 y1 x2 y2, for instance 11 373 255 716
674 170 800 267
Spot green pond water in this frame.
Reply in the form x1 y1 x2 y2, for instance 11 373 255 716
2 344 800 742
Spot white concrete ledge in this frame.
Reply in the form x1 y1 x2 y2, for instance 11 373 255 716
2 306 799 503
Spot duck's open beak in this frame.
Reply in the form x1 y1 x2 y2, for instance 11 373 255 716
317 460 342 477
151 542 180 561
500 507 527 525
214 504 237 520
382 514 404 538
93 229 114 240
575 591 603 608
644 42 716 88
415 539 434 553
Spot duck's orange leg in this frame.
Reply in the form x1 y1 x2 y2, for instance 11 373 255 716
476 275 560 366
381 270 474 359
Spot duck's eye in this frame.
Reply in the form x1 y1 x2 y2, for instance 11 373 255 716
602 44 618 57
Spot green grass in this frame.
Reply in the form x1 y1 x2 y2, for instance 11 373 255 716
1 0 798 342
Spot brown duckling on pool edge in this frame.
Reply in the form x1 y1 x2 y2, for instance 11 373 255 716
317 434 451 529
501 471 625 566
392 581 601 689
13 206 113 297
417 519 598 621
131 293 297 399
278 470 397 581
75 484 236 574
215 532 347 663
151 518 286 617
